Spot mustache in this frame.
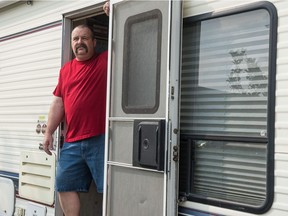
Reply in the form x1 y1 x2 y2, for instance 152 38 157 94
75 44 88 53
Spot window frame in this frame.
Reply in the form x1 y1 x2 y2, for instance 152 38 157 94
179 1 277 214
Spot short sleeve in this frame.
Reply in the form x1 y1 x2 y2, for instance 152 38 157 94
53 69 63 97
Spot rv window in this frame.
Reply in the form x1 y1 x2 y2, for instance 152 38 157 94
122 9 162 114
179 3 276 214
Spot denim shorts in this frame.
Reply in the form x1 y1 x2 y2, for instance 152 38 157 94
56 135 105 193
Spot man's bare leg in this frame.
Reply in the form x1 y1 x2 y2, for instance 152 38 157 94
58 192 80 216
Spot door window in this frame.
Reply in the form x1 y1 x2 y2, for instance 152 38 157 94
122 9 162 114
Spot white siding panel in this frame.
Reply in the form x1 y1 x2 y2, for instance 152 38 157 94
183 0 263 18
0 0 104 38
276 18 288 157
274 153 288 212
275 0 288 170
0 24 62 173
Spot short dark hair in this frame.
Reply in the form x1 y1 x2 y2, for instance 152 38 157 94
73 24 95 39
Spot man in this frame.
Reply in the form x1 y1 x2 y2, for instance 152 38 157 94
43 24 108 216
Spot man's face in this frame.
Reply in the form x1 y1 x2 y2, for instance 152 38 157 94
71 27 96 61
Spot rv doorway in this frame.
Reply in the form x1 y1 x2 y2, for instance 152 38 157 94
60 9 109 216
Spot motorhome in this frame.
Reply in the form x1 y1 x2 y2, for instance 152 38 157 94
0 0 288 216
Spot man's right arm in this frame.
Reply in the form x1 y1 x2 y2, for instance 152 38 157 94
43 96 64 155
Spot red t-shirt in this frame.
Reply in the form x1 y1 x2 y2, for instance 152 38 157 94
53 51 108 142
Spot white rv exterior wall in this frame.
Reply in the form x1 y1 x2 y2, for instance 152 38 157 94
0 24 62 172
182 1 288 216
0 0 104 214
0 0 104 171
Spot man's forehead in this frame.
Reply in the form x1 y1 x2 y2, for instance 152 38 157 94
71 27 91 36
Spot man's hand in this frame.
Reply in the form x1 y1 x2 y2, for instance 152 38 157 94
103 1 110 16
43 133 54 155
42 96 64 155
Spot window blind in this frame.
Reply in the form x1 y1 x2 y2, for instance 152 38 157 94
181 9 270 138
